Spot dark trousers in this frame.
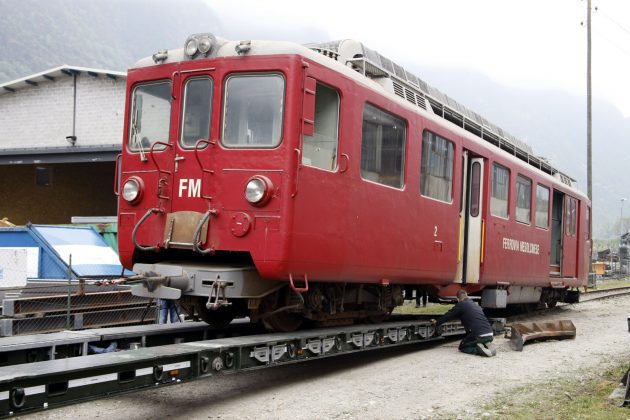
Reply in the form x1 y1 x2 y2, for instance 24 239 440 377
458 332 493 354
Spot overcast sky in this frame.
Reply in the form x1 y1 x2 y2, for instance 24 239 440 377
209 0 630 118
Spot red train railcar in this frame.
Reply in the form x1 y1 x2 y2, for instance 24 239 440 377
116 34 590 330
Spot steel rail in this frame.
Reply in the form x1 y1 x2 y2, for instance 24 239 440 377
581 286 630 302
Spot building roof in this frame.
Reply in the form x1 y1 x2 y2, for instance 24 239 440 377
0 65 126 95
0 145 121 165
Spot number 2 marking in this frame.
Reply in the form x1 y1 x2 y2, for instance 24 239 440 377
434 226 438 237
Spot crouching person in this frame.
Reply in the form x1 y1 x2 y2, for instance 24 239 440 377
432 290 496 357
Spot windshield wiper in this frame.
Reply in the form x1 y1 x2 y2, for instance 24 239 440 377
130 101 148 162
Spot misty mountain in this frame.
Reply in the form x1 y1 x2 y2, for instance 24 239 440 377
0 0 223 80
1 0 627 239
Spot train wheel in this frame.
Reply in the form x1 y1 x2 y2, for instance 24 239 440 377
262 311 303 332
196 305 235 328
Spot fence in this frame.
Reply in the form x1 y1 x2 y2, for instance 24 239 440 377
0 248 158 337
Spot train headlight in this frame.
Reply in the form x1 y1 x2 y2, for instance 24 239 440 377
122 177 143 204
245 176 273 206
198 36 212 54
184 33 217 59
185 38 199 57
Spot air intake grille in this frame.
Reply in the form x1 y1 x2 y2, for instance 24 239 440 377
307 39 575 184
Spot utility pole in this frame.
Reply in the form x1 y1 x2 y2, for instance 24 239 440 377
587 0 592 202
586 0 594 280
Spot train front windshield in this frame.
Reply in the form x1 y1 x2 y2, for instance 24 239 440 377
221 74 285 148
129 81 172 151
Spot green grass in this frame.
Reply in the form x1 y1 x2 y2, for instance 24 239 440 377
481 361 630 419
393 302 453 316
592 277 630 291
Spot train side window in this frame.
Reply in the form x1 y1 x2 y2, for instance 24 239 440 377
222 74 285 148
515 175 532 224
302 83 339 171
490 163 509 218
535 184 550 228
420 131 454 203
180 77 213 148
360 104 406 189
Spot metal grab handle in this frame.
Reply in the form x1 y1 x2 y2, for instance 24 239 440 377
193 139 216 175
339 153 349 173
193 209 217 255
292 148 301 198
132 208 162 252
149 141 173 176
194 139 216 201
289 273 309 293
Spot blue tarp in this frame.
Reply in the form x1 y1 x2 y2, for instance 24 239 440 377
0 225 131 279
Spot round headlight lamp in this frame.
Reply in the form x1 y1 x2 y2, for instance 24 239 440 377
185 38 199 57
122 177 143 204
198 36 212 54
245 176 273 206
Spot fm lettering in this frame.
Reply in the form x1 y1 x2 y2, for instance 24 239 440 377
178 179 201 198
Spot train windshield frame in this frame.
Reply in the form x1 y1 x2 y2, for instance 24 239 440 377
128 81 172 152
221 73 285 149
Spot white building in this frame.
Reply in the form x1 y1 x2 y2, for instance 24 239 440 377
0 66 127 224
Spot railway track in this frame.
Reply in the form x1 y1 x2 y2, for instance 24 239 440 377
581 286 630 302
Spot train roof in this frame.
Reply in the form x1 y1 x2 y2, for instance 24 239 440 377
133 33 581 194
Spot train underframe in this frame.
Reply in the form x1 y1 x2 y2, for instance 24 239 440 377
129 254 581 332
180 282 405 331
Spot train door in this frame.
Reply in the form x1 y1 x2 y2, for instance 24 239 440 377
166 70 215 248
457 151 484 284
549 190 563 275
562 195 579 277
454 152 468 282
171 71 214 203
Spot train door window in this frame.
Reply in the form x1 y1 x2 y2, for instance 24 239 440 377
470 162 481 216
420 131 454 202
222 74 285 148
360 104 406 188
490 163 509 218
302 83 339 171
535 184 550 228
180 78 213 148
128 81 172 152
515 175 532 224
566 197 577 236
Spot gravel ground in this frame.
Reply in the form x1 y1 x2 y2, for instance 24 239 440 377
25 295 630 419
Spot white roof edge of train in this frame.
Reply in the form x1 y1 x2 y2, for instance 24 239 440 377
132 38 387 92
133 36 586 200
